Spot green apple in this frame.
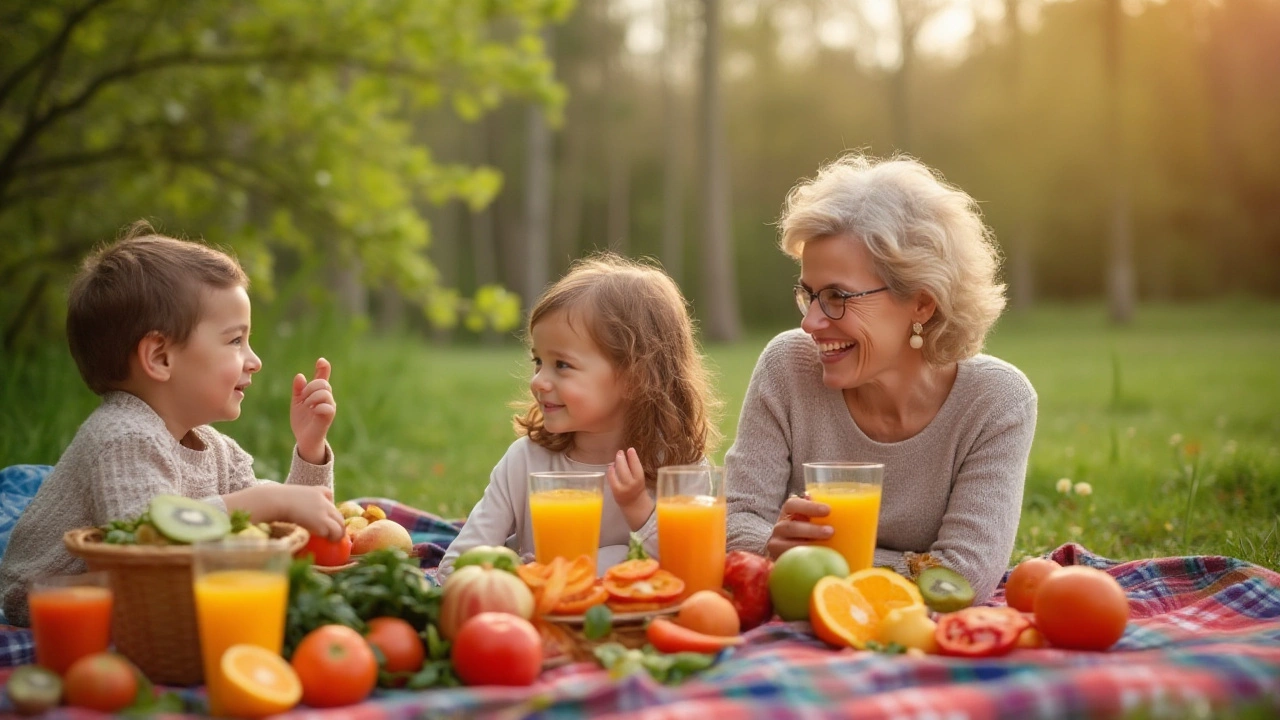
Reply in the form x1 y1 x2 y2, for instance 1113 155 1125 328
768 545 850 621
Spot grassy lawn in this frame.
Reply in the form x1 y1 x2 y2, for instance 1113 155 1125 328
3 302 1277 568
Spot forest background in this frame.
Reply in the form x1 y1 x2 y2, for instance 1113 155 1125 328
1 0 1277 566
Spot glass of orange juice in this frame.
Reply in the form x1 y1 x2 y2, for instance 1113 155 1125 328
657 465 726 597
804 462 884 572
30 571 113 675
192 538 291 716
528 471 605 567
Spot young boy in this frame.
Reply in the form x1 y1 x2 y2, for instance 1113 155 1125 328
0 222 346 626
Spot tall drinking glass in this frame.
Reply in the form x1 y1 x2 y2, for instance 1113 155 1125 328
657 465 726 597
804 462 884 571
528 471 605 566
192 538 291 717
30 571 113 675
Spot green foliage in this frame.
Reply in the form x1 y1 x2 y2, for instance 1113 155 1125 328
0 0 573 348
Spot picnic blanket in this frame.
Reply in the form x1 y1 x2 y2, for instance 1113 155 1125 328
2 499 1278 718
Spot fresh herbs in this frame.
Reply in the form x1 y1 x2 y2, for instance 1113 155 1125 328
592 643 718 685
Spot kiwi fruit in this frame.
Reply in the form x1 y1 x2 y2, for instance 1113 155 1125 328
148 495 231 544
7 665 62 715
917 566 975 612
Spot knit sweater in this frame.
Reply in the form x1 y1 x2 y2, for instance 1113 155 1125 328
438 437 660 582
0 391 333 626
725 329 1037 603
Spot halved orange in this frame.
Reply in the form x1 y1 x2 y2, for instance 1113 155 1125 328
846 567 924 619
218 644 302 718
809 576 879 649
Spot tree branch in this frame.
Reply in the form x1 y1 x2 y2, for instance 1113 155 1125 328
0 0 115 112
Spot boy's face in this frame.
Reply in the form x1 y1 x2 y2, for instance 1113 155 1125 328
167 285 261 427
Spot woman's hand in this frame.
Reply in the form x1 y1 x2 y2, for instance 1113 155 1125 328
766 494 834 560
291 358 336 465
608 447 654 531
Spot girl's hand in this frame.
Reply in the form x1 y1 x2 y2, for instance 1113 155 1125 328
291 358 336 465
608 448 653 531
765 494 833 560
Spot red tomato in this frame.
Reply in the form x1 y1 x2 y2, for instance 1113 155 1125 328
63 653 138 713
1004 558 1061 612
603 569 685 602
646 618 745 654
290 625 378 707
365 617 425 680
1033 566 1129 650
297 533 352 567
451 612 542 686
935 607 1029 657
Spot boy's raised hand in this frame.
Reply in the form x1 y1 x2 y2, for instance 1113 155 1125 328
607 447 654 531
292 358 336 465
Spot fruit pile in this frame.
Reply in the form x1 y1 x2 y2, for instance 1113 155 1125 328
99 495 268 545
297 501 414 569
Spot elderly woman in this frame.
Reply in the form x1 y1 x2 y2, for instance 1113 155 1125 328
724 153 1037 603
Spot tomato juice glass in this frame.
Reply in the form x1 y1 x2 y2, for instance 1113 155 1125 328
656 465 726 597
804 462 884 572
29 570 113 675
192 538 291 717
528 471 605 567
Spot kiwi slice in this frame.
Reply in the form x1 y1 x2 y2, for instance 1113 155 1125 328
7 665 62 715
149 495 231 544
917 566 975 612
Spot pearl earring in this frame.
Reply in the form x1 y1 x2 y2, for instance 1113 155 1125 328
909 322 924 350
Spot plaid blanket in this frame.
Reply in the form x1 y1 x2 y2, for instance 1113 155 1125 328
3 513 1278 718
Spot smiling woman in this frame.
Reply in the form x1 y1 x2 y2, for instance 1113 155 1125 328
724 153 1038 604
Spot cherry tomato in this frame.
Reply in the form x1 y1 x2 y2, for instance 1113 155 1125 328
290 625 378 707
63 653 138 713
935 607 1029 657
603 569 685 602
604 559 659 582
451 612 542 686
1004 558 1061 612
297 533 352 567
645 618 745 654
365 617 425 679
1033 566 1129 650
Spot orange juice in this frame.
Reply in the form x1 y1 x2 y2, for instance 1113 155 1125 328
30 586 113 675
657 495 726 597
194 569 288 716
808 482 882 571
529 488 603 565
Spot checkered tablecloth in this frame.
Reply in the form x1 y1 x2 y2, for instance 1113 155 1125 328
4 525 1278 718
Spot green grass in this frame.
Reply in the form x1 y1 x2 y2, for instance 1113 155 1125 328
3 302 1278 568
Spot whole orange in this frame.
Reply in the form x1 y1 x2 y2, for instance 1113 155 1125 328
63 653 138 713
1004 558 1061 612
676 590 741 637
1033 566 1129 651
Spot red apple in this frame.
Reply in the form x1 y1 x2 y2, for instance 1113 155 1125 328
722 550 774 630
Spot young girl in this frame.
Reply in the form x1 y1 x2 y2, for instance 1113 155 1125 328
438 253 720 580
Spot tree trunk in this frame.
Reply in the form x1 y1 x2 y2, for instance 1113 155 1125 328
660 0 686 284
1004 0 1035 311
698 0 740 342
524 30 555 304
1104 0 1135 324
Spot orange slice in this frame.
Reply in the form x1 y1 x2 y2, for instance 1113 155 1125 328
809 576 879 649
218 644 302 719
845 567 924 620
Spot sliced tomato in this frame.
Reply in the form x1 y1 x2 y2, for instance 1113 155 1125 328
645 618 744 654
935 607 1029 658
550 585 610 615
604 569 685 603
605 559 659 582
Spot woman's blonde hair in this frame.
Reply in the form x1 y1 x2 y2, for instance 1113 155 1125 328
514 252 721 488
778 153 1006 365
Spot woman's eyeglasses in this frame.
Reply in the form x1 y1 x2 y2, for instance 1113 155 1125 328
794 284 889 320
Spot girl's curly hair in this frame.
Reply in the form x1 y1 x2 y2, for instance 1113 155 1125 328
514 252 721 488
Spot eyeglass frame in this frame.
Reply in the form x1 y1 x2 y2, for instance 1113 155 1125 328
794 283 890 320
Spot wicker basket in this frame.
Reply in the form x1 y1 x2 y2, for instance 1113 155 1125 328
63 522 308 686
541 608 677 665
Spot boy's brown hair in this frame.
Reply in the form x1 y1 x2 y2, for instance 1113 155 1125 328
67 220 248 394
514 252 722 487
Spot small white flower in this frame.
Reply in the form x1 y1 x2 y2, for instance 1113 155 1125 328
1074 482 1093 497
1056 478 1073 494
1169 433 1184 446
